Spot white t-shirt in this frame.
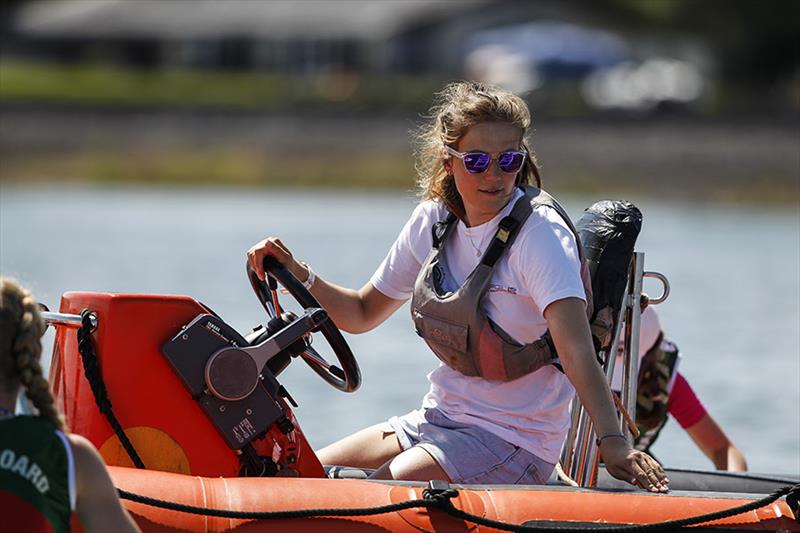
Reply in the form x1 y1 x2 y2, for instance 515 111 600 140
370 188 586 462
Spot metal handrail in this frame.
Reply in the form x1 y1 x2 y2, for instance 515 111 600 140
643 271 670 305
620 253 645 442
41 311 97 330
575 300 628 485
560 251 671 487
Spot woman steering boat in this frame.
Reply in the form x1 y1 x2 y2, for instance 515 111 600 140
247 81 668 492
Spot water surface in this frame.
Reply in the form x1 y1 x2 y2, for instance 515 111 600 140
1 185 797 475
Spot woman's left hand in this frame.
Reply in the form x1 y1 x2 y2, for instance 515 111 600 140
544 299 669 493
601 438 669 492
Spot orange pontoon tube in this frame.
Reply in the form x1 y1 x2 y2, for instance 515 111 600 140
99 467 798 532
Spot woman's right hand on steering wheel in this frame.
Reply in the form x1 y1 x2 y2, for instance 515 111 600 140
247 237 308 283
245 237 363 392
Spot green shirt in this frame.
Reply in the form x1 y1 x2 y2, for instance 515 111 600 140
0 415 74 533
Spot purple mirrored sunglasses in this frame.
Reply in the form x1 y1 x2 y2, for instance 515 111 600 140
445 145 526 174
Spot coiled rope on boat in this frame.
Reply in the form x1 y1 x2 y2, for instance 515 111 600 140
117 481 800 532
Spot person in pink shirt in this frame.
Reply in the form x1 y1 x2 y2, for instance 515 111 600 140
614 306 748 471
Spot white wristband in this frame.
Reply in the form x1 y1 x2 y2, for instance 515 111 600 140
300 262 315 290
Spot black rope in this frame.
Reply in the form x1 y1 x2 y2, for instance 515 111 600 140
787 483 800 519
117 486 458 520
77 309 145 469
439 484 798 532
117 481 800 532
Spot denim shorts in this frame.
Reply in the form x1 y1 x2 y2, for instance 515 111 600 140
387 407 555 485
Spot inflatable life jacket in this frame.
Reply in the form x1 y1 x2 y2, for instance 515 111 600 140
634 336 681 452
410 186 593 382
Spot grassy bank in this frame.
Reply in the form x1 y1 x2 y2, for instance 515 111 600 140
0 148 417 190
2 62 796 205
3 60 797 116
2 148 797 206
0 61 445 112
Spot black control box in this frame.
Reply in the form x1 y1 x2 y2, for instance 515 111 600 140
162 314 285 449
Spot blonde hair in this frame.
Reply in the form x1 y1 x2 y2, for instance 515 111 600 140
0 278 64 430
413 80 542 219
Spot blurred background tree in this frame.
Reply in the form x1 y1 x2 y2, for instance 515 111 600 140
605 0 799 85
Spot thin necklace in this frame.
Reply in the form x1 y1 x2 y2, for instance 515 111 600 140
466 226 489 257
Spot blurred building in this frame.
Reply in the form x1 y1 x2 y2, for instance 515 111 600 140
3 0 493 73
1 0 716 112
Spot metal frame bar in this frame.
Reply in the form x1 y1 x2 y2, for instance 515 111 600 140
42 311 96 330
561 252 646 487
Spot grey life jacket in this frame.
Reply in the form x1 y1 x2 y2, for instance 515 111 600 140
411 186 593 382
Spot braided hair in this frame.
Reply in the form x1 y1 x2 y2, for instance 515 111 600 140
0 278 65 430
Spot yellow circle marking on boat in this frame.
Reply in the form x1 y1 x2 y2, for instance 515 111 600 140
99 427 191 474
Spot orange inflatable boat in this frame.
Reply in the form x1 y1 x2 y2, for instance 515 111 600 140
46 260 799 532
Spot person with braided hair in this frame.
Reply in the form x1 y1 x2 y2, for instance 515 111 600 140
0 278 140 533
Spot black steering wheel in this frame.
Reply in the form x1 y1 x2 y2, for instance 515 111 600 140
246 256 361 393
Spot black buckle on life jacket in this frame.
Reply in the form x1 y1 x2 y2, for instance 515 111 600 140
432 213 457 249
496 215 519 242
542 331 566 373
481 215 520 266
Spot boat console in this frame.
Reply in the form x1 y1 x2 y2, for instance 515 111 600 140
48 258 361 478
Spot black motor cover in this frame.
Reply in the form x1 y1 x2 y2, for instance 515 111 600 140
575 201 643 353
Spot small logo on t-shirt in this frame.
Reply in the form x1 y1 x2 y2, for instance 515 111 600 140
488 284 517 295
